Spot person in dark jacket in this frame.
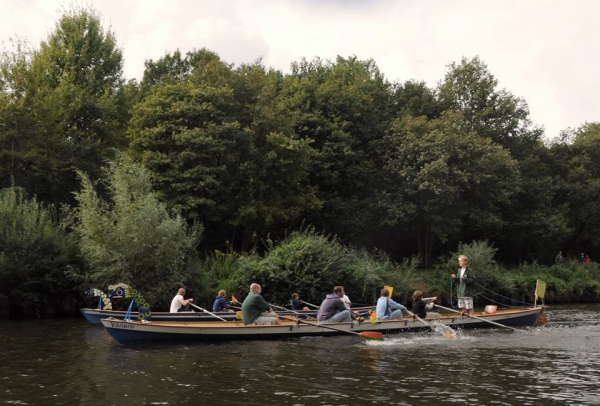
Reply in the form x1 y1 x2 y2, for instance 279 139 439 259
452 255 476 315
212 289 233 312
411 290 439 319
317 286 352 323
290 293 309 311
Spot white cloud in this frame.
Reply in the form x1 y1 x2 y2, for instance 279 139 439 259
1 0 598 138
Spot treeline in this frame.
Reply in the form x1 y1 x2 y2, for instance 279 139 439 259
1 8 599 315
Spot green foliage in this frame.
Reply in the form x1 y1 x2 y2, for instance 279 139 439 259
0 187 81 315
0 6 128 207
74 153 202 308
130 51 320 251
235 226 353 305
380 113 519 265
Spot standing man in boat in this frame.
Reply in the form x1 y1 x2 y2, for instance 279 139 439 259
452 255 476 316
169 288 194 313
317 286 353 323
241 283 281 325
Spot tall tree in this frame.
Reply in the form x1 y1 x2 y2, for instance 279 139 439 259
129 50 319 251
555 123 600 258
74 154 202 307
0 7 128 206
379 112 519 265
438 56 538 151
278 56 394 243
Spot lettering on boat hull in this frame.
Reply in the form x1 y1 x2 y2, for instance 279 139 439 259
110 321 135 330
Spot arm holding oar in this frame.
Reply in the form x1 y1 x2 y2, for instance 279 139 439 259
434 304 517 332
240 283 281 325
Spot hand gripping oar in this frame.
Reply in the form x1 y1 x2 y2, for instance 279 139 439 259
404 309 457 340
283 315 383 341
434 304 517 332
189 303 229 322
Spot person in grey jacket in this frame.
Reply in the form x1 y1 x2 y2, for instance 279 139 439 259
317 286 353 323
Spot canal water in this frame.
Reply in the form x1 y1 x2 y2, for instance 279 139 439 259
1 304 599 405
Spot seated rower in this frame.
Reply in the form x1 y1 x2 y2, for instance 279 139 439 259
213 289 234 313
317 286 353 323
376 288 405 321
290 293 309 311
170 288 194 313
411 290 441 319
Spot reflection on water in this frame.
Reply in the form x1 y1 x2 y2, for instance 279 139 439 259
1 304 599 405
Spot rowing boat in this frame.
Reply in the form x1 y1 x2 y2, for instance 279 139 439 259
80 307 319 324
101 306 546 344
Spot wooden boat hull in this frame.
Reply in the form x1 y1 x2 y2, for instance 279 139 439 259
100 307 545 344
80 308 321 324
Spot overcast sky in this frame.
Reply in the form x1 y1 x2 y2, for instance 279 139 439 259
2 0 599 139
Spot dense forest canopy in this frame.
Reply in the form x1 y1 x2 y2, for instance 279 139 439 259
1 7 599 314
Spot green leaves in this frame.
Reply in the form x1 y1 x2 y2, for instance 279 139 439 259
74 154 202 307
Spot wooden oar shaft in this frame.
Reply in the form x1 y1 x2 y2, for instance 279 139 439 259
270 303 303 316
301 300 320 309
284 316 360 335
189 303 229 322
434 304 517 332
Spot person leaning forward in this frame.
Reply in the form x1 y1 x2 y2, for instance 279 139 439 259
241 283 281 325
170 288 193 313
376 288 405 320
317 286 353 323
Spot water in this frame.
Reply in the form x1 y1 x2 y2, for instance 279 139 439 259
1 304 599 405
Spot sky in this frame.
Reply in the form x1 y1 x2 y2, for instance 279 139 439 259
1 0 599 139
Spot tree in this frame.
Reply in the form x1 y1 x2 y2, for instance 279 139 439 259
379 112 519 265
278 56 394 243
438 56 538 151
555 123 600 257
0 7 128 206
129 50 320 251
74 154 202 307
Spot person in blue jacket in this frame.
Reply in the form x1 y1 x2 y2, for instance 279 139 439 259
376 288 406 320
212 289 233 312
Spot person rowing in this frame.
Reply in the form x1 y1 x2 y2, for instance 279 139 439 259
317 286 353 323
241 283 281 325
212 289 234 313
376 288 406 321
290 293 310 311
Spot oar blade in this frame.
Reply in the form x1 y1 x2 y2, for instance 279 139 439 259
443 331 457 340
359 331 384 341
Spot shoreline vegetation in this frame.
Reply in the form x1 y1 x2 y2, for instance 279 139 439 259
1 7 600 317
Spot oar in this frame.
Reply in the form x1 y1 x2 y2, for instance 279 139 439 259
301 300 320 309
434 304 517 332
283 315 383 341
189 303 229 322
405 309 457 340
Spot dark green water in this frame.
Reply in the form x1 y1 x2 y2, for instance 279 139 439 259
1 304 599 405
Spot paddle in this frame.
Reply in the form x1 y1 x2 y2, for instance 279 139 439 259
301 300 320 309
283 315 383 341
405 309 457 340
189 303 229 322
434 304 517 332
